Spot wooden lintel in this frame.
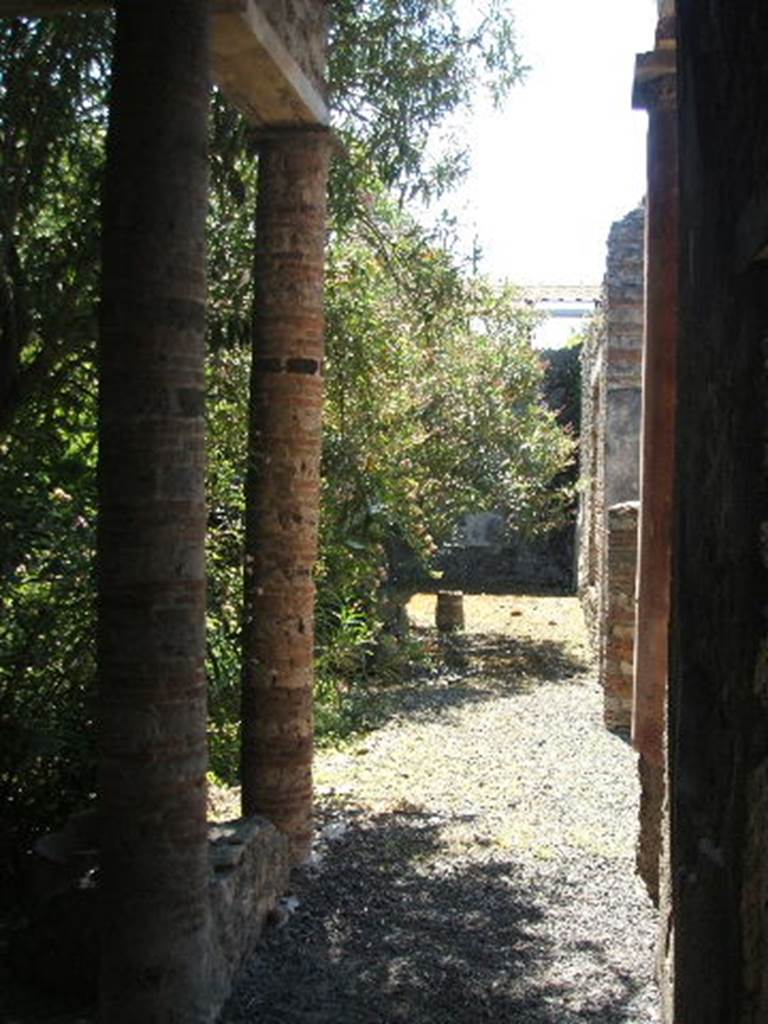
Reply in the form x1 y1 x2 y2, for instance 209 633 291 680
632 48 676 111
211 1 327 127
0 0 105 11
0 0 328 128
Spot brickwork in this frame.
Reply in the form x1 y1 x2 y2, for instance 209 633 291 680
97 6 212 1019
579 207 644 729
602 503 639 729
241 130 333 863
208 818 291 1008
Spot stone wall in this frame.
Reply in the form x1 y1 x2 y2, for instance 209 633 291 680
578 312 605 646
436 520 575 592
14 814 291 1022
578 207 644 728
668 4 768 1019
602 502 639 731
209 817 291 1013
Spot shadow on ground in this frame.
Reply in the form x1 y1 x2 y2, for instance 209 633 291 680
223 808 645 1024
317 625 590 748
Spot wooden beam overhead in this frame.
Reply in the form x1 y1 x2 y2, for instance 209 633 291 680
211 1 328 126
0 0 328 127
0 0 104 11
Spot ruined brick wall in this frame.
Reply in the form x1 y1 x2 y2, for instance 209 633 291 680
578 207 643 726
578 311 604 645
603 502 639 730
602 208 644 505
669 4 768 1020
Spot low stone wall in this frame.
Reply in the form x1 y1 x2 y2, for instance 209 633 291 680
437 523 575 592
602 502 638 730
637 752 663 907
209 817 291 1016
12 813 290 1021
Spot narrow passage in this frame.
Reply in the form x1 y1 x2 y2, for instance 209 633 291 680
224 594 659 1023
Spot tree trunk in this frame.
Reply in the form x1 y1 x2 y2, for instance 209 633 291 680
97 3 210 1020
241 130 332 864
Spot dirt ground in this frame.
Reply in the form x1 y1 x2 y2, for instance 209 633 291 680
2 592 659 1023
224 592 660 1024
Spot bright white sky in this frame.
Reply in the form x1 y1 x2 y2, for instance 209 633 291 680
443 0 657 286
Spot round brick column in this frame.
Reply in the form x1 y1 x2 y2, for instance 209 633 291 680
241 129 332 864
632 49 678 772
98 3 211 1018
631 34 678 907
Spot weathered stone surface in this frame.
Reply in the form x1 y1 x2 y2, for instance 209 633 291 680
435 590 465 632
602 502 639 731
241 130 333 863
209 817 291 1010
436 523 575 591
637 750 663 905
578 207 644 721
9 816 290 1021
669 4 768 1020
258 0 327 98
632 49 677 778
97 6 212 1020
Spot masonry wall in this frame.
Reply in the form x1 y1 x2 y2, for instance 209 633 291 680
668 5 768 1020
603 502 639 730
579 207 644 727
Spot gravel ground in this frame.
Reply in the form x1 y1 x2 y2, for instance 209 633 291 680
223 593 660 1024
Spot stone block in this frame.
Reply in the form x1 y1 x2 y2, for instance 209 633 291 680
8 813 291 1021
208 816 291 1011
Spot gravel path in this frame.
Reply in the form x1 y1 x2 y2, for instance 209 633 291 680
223 593 660 1024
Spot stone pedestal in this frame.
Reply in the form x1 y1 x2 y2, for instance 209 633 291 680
436 590 465 632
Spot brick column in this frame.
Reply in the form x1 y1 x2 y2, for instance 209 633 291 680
241 129 332 864
632 30 678 904
97 3 211 1019
632 41 677 767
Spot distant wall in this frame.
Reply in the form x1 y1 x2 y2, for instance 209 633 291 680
437 518 574 592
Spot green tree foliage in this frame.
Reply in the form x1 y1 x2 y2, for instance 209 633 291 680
0 15 109 866
0 3 573 843
324 205 570 550
329 0 526 213
204 200 574 765
0 13 110 433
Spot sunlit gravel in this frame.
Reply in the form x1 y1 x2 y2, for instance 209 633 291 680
223 594 660 1024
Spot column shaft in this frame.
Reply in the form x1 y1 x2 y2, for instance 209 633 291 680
241 130 331 864
97 3 211 1019
633 81 679 769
